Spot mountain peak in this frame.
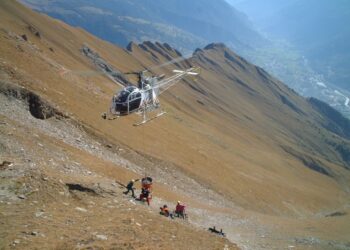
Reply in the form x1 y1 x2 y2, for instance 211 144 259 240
126 41 137 52
204 43 227 50
139 41 182 57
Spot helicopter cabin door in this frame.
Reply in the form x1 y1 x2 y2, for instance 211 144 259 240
127 90 142 113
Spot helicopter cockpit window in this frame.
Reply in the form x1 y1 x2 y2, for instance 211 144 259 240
116 90 130 103
126 86 137 92
130 91 141 101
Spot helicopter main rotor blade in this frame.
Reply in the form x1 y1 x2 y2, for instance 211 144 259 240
67 70 105 77
124 71 143 75
152 67 200 95
173 69 199 75
148 53 192 71
61 69 127 88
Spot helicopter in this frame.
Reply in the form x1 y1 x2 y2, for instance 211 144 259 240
102 67 200 126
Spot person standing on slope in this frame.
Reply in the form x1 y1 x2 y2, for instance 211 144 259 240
123 179 139 198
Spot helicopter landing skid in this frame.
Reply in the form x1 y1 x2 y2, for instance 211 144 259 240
133 111 166 126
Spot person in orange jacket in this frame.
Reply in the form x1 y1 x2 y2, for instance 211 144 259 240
160 204 173 219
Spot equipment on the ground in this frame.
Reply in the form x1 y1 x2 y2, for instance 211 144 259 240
208 227 225 237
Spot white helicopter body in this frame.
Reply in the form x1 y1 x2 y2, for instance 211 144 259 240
105 67 199 126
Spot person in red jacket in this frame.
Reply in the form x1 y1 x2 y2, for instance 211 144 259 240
139 188 151 205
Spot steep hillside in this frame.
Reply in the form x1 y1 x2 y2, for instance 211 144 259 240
1 1 350 249
0 1 237 249
22 0 350 121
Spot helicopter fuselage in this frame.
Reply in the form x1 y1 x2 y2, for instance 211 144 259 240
111 85 156 115
103 67 199 125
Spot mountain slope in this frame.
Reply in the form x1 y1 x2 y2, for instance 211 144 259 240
0 1 238 249
1 1 350 249
22 0 350 120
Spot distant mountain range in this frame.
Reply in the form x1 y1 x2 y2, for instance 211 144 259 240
20 0 266 54
21 0 350 119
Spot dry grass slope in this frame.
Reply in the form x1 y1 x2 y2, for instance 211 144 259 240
1 1 350 249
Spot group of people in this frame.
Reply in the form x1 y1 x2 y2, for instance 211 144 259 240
159 201 187 219
123 177 153 205
123 177 228 237
123 177 187 219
